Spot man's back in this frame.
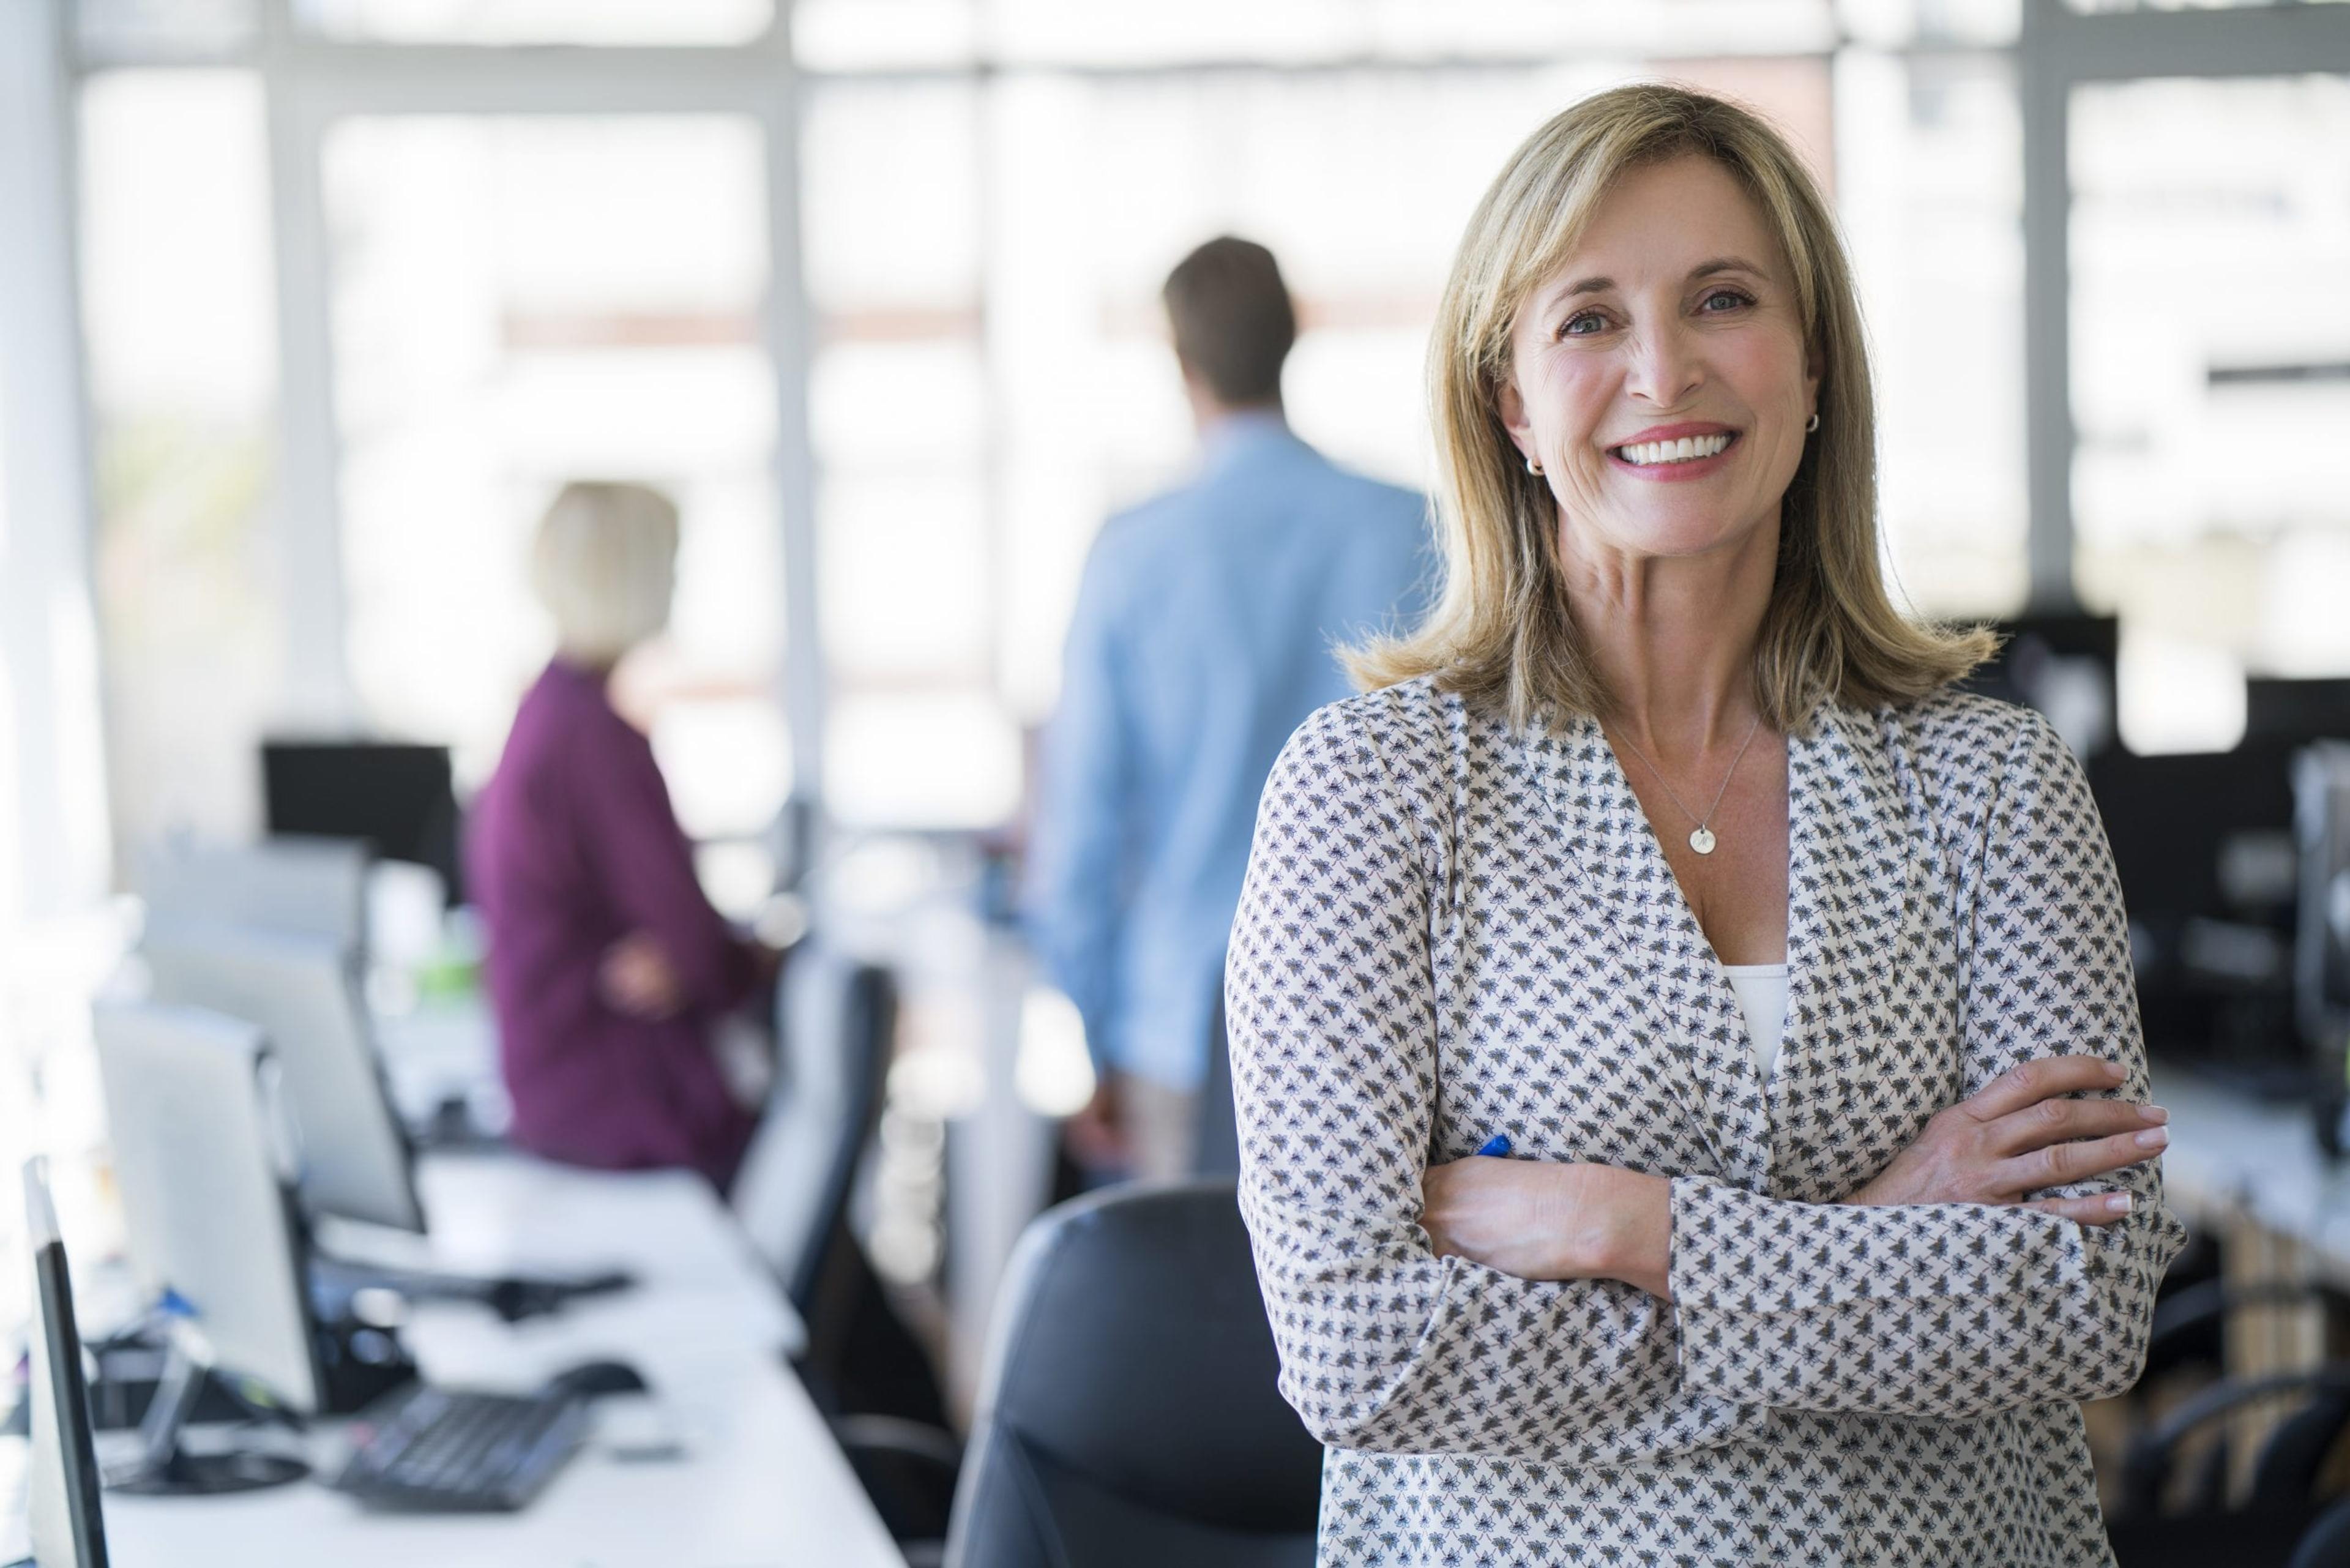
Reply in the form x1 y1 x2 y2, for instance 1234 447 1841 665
1027 414 1431 1098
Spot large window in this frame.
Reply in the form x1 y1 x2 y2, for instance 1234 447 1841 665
65 4 2070 867
1837 47 2031 616
321 111 789 868
295 0 774 46
803 52 1862 830
2069 73 2350 752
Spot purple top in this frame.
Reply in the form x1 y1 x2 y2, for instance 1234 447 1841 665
465 659 758 1189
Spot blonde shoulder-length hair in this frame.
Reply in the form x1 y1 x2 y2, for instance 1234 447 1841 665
1349 82 1993 734
531 480 681 665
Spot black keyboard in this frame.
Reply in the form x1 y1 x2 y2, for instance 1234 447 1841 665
332 1383 589 1511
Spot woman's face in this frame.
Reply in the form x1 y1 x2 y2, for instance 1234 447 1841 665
1499 155 1819 567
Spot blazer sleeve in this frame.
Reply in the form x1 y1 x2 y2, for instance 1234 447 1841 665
569 719 758 1017
1667 707 2189 1419
1230 701 1740 1462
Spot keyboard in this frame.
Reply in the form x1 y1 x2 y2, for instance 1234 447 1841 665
331 1383 589 1511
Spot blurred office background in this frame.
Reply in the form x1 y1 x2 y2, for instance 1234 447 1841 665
4 0 2350 1553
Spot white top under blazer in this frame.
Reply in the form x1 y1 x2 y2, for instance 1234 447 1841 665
1226 677 2184 1567
1721 961 1789 1082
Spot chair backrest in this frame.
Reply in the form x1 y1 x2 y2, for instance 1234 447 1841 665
944 1181 1322 1568
1192 981 1240 1178
138 836 370 952
731 944 896 1311
2292 1493 2350 1568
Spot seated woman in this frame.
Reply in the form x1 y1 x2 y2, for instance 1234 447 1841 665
468 480 774 1192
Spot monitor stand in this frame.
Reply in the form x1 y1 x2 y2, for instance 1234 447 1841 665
103 1340 307 1496
310 1252 635 1324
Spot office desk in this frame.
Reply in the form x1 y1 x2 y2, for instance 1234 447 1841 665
2154 1065 2350 1284
2150 1066 2350 1488
95 1151 906 1568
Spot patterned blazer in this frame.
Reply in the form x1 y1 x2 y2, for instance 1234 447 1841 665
1226 676 2186 1567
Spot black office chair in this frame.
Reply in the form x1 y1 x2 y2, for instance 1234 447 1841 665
1192 983 1241 1178
731 945 960 1557
944 1179 1322 1568
2292 1493 2350 1568
2108 1362 2350 1567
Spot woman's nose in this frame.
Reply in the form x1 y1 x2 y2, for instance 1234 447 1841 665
1624 318 1704 408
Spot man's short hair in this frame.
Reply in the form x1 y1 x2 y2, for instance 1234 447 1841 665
1162 236 1295 406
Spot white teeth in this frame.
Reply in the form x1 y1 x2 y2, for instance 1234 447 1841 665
1614 432 1732 466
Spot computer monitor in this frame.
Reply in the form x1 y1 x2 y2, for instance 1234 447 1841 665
134 926 630 1323
262 741 461 904
2089 741 2302 1080
137 835 370 952
2251 678 2350 748
2298 742 2350 1055
90 1002 327 1417
140 924 425 1234
21 1158 110 1568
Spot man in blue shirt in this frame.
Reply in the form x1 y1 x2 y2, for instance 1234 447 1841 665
1025 236 1431 1181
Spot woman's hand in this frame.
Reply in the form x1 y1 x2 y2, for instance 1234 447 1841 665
599 931 684 1020
1843 1054 2166 1225
1421 1157 1674 1299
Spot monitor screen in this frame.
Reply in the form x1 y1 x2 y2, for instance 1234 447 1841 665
90 1004 327 1416
141 925 424 1234
2251 678 2350 749
2298 742 2350 1051
261 741 461 903
23 1158 111 1568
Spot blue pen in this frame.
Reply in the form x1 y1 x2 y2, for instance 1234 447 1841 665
1474 1133 1512 1158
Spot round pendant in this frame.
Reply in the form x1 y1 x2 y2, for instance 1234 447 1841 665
1688 826 1718 856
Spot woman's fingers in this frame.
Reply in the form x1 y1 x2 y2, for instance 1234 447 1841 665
1991 1097 2167 1156
2024 1191 2136 1228
2001 1123 2168 1192
1960 1055 2127 1122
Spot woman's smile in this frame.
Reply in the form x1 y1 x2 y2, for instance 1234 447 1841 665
1605 422 1741 482
1501 155 1819 565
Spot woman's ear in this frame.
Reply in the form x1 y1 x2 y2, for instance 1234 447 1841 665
1496 376 1537 466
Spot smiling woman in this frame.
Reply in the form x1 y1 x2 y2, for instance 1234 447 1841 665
1351 90 1986 737
1227 84 2186 1567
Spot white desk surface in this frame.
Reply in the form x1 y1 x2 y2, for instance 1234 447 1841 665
91 1150 907 1568
2152 1064 2350 1280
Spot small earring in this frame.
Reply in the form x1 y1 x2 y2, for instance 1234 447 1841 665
1525 455 1543 476
1805 413 1820 434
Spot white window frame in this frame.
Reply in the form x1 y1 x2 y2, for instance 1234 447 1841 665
2018 0 2350 609
247 1 826 803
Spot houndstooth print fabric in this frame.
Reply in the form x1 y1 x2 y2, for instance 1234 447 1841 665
1226 676 2186 1567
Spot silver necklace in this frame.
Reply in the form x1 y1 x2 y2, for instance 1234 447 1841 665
1608 715 1764 857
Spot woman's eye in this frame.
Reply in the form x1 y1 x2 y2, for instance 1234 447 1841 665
1699 288 1754 313
1559 311 1608 338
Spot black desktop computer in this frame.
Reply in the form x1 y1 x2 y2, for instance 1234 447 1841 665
262 739 463 905
2297 744 2350 1154
89 1001 400 1471
2251 678 2350 748
84 1004 592 1513
138 922 630 1320
2089 741 2302 1088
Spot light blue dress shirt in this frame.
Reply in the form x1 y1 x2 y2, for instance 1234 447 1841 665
1024 413 1433 1091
